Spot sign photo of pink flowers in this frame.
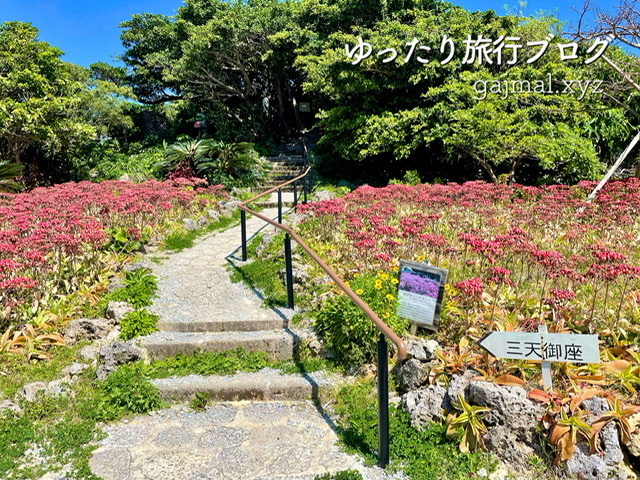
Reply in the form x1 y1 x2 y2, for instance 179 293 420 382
396 260 448 330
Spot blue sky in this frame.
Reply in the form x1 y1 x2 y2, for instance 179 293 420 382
0 0 620 67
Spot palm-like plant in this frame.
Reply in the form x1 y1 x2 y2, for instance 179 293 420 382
161 138 215 172
196 141 269 187
159 137 268 187
200 141 260 176
445 393 491 452
0 160 24 192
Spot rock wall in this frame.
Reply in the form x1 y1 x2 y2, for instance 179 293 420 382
394 337 640 479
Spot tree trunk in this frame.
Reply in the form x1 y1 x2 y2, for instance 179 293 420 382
585 130 640 204
275 75 287 133
476 157 499 184
507 157 522 185
285 79 301 133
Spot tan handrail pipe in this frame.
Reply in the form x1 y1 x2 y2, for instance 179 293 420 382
239 168 408 361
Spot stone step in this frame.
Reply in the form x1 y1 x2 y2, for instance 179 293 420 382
151 369 337 403
254 201 295 208
269 167 305 174
267 174 303 180
266 156 306 164
142 330 297 361
156 318 287 333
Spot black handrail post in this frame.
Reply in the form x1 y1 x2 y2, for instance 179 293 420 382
378 333 389 469
303 176 308 205
278 188 283 224
240 209 247 261
293 181 298 207
284 233 294 309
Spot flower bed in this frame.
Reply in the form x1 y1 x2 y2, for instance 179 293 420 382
297 179 640 362
0 179 227 330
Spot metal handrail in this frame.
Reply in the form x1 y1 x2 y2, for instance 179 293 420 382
238 168 408 361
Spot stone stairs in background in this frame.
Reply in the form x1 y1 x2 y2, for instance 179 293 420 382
260 155 307 195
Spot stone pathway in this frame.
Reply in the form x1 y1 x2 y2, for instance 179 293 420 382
90 206 400 480
90 402 396 480
147 207 286 328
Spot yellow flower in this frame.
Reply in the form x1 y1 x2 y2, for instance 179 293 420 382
386 294 394 300
392 266 399 272
417 254 426 262
356 289 364 295
391 278 399 284
375 283 382 290
383 312 390 318
380 273 389 280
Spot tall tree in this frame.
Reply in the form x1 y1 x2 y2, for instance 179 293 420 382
0 22 138 184
298 3 627 183
0 22 94 165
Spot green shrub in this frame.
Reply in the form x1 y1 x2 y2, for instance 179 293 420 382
106 225 153 253
103 268 158 310
388 170 422 186
91 366 164 421
89 146 162 182
119 309 159 340
334 380 496 480
314 271 408 366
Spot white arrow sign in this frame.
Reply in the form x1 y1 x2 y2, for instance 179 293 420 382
478 331 600 364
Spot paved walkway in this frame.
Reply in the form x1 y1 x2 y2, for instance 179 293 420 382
90 402 396 480
147 207 286 326
89 207 400 480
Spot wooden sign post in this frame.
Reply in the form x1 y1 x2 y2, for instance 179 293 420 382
478 327 600 391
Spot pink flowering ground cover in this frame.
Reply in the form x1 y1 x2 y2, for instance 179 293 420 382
298 179 640 392
399 271 440 298
0 179 227 333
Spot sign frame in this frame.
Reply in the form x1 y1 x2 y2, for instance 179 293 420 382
478 326 600 390
395 260 448 331
477 330 600 365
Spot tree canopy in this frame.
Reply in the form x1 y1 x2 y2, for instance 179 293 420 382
2 0 638 187
0 21 137 184
114 0 638 185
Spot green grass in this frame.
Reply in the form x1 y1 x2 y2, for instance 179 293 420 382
162 209 240 252
314 471 363 480
333 379 497 480
0 344 85 399
274 357 334 375
129 347 335 379
229 233 289 307
163 230 199 251
0 374 106 480
136 348 272 378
